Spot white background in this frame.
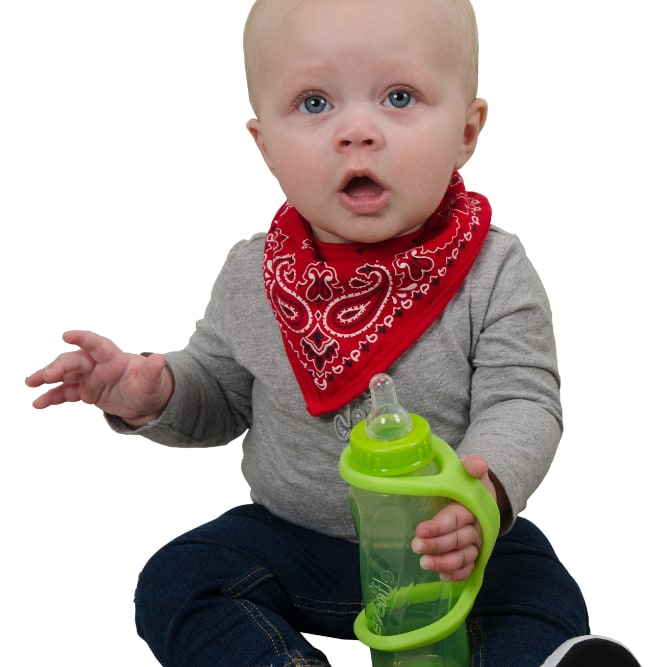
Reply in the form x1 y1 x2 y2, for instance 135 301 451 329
2 1 663 665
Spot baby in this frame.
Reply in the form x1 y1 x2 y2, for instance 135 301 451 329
27 1 641 665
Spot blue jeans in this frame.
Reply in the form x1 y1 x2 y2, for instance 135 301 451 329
135 504 589 666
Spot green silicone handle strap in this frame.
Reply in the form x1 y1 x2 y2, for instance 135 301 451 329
341 437 500 651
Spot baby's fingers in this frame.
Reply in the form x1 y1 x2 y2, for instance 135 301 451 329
30 382 84 409
412 501 483 582
25 330 108 389
415 502 476 539
419 543 480 582
25 351 95 389
412 523 480 557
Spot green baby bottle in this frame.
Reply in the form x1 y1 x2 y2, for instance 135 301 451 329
338 374 500 667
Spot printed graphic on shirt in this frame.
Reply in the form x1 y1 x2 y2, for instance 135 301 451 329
333 391 371 442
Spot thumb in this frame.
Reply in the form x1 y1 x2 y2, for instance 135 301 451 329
461 454 496 500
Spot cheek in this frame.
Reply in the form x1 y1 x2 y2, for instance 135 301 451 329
273 139 329 189
399 123 458 169
403 143 456 191
269 146 321 204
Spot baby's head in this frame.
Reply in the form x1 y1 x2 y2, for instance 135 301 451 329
243 0 487 244
244 0 480 113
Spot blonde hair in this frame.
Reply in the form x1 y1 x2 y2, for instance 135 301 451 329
243 0 278 112
447 0 480 98
244 0 480 110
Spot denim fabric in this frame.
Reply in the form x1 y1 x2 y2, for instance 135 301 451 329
468 519 590 666
135 505 589 666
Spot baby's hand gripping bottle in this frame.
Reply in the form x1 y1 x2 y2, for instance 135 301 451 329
338 374 500 667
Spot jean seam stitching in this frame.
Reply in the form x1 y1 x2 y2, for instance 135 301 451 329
284 651 321 666
468 617 483 667
222 567 274 598
239 598 289 659
290 593 363 615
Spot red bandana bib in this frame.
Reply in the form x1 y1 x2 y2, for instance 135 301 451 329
263 172 491 416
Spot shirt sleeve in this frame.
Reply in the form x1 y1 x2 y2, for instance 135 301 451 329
456 232 562 530
107 240 256 447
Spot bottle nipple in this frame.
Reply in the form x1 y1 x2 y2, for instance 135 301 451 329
365 373 413 440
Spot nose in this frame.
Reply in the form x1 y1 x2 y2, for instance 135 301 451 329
334 112 385 152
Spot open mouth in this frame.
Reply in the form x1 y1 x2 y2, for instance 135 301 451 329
343 176 385 198
338 173 389 214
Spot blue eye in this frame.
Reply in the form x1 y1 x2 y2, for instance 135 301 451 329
298 95 330 114
384 89 415 109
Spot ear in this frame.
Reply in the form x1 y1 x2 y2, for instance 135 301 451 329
455 98 488 169
246 117 275 173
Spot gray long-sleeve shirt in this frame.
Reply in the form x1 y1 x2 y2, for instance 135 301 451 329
112 225 561 540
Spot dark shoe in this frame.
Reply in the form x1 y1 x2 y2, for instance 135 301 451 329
541 635 641 666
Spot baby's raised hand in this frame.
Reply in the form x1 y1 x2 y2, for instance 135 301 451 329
411 454 497 582
25 330 173 426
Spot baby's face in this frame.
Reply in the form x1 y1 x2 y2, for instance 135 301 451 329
246 0 485 244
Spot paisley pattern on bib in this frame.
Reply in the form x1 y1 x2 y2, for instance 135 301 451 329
263 172 491 416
